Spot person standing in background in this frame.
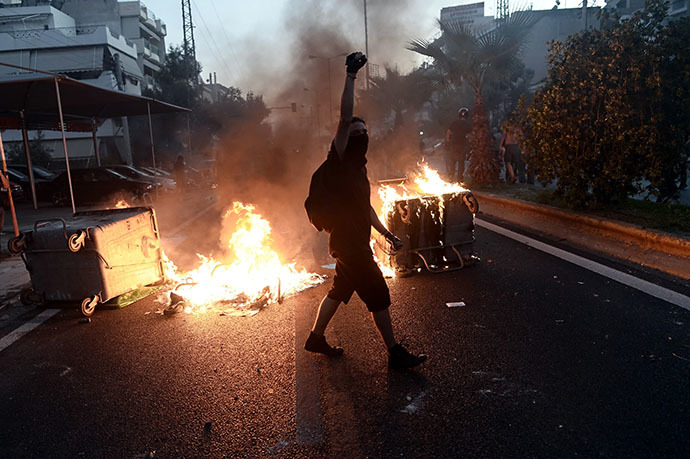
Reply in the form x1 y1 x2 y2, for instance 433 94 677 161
445 107 472 182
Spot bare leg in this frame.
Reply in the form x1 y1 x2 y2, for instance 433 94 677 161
371 308 396 349
312 296 341 335
506 162 516 183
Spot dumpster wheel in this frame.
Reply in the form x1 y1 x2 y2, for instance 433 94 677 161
81 295 99 317
8 234 26 255
20 288 44 306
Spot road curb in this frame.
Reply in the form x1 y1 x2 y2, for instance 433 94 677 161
474 191 690 280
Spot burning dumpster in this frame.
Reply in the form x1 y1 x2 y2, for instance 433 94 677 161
373 164 479 275
8 207 165 316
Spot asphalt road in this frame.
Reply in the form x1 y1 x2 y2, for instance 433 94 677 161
0 220 688 458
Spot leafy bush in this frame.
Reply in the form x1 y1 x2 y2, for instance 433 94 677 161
516 0 690 207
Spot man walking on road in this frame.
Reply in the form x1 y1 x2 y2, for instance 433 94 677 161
304 52 428 370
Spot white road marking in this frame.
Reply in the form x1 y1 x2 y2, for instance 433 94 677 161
476 218 690 311
0 309 60 353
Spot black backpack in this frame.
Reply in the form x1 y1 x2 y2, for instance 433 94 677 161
305 155 340 233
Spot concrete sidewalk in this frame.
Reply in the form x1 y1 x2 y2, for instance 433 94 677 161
0 191 218 306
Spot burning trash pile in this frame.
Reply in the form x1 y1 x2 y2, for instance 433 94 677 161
158 202 324 315
372 163 479 275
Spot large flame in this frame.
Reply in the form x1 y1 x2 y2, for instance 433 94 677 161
372 162 469 276
376 162 468 217
162 202 324 313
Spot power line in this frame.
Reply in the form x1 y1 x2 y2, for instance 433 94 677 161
207 0 242 85
190 0 236 86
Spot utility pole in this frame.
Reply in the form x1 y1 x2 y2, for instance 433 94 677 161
363 0 370 90
181 0 196 61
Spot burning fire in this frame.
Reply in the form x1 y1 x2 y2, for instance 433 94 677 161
376 163 468 217
114 199 130 209
162 202 324 314
372 162 469 276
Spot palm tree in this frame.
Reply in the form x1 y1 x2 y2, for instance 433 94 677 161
364 65 434 130
408 14 537 183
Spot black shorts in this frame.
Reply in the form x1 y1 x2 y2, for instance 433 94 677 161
504 144 521 164
327 253 391 312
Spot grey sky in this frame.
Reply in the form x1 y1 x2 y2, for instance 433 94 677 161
141 0 598 100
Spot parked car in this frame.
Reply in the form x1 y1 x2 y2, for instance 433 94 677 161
139 166 172 178
7 165 56 201
1 180 24 209
44 168 159 207
8 164 57 181
106 165 176 191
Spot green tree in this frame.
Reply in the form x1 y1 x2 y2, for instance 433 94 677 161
516 0 690 206
408 14 537 183
5 130 53 167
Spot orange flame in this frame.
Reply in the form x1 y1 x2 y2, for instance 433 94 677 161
372 162 469 276
162 202 323 313
115 199 130 209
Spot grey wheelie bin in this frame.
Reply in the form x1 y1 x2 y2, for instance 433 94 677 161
8 207 165 316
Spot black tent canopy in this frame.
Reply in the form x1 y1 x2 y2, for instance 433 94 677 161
0 73 187 119
0 67 189 234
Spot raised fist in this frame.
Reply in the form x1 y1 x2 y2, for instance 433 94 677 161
346 52 367 75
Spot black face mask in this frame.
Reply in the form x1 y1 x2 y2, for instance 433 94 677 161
344 134 369 167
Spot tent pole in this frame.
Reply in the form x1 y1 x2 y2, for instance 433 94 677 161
0 130 20 237
147 101 158 199
20 111 38 209
55 77 76 214
92 118 101 167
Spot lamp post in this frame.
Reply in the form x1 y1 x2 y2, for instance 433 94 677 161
308 53 347 130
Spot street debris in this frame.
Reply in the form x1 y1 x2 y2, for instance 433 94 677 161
400 391 427 414
78 318 91 324
446 301 466 308
672 352 689 362
555 320 565 324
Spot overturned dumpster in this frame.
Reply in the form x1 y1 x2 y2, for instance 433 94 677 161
373 166 479 276
8 207 165 316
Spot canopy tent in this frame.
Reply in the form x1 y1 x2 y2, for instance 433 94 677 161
0 65 189 236
0 73 187 119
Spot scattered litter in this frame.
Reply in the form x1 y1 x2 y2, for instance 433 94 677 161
474 323 486 329
78 318 91 324
593 293 599 297
577 281 584 285
478 389 493 395
60 367 72 377
555 319 565 324
400 391 427 414
446 301 466 308
553 275 558 279
673 321 684 326
672 353 690 362
491 377 506 382
321 263 336 270
514 292 518 296
411 287 416 290
487 259 493 263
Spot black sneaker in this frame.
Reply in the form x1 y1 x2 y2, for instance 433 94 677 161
388 344 427 369
305 332 344 357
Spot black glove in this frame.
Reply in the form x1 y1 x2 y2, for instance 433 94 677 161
384 231 403 251
346 52 367 75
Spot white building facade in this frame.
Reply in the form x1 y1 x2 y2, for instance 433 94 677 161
0 0 167 165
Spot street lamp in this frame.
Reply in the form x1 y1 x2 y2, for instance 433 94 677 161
308 53 347 130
